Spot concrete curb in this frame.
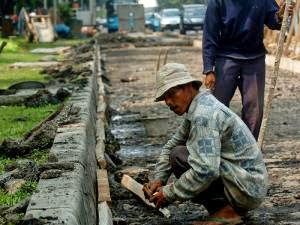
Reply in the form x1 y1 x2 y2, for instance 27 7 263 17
23 45 100 225
265 54 300 74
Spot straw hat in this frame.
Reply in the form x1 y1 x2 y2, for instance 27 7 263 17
155 63 202 102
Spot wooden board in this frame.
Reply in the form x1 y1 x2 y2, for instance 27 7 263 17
97 169 111 206
121 175 170 218
96 139 107 169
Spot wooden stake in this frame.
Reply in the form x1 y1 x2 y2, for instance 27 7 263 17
258 0 292 148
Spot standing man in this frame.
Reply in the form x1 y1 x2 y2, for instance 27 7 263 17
202 0 294 140
143 63 268 225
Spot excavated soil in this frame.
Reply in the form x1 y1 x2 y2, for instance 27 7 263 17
102 39 300 225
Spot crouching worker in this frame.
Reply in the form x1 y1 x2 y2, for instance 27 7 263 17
143 63 268 225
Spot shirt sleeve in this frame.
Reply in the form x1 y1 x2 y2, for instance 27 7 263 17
202 0 220 74
162 122 221 202
265 0 281 30
153 119 190 184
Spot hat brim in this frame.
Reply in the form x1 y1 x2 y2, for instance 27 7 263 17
155 79 202 102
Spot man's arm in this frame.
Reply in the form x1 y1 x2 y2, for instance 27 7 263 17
264 0 282 30
265 0 295 30
153 119 190 184
162 123 222 202
202 0 220 75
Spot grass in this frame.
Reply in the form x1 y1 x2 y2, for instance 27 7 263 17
0 104 57 208
0 37 85 212
0 37 89 53
0 104 60 144
0 37 88 89
0 148 50 174
0 104 58 208
0 52 43 65
0 181 37 207
0 67 49 90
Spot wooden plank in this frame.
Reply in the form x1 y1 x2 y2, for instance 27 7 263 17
97 170 112 206
96 119 105 140
96 140 107 169
98 202 113 225
120 175 171 218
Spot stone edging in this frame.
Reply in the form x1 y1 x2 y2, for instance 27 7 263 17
23 43 101 224
265 54 300 74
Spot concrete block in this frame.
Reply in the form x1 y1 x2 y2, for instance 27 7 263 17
24 208 79 225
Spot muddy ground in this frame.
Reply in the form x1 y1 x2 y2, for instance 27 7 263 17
100 35 300 225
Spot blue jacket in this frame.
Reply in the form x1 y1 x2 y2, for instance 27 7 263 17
203 0 281 74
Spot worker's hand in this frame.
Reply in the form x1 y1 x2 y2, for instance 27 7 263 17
143 180 163 200
278 0 295 20
204 72 216 90
149 187 168 209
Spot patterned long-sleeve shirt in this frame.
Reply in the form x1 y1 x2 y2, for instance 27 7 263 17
154 90 268 209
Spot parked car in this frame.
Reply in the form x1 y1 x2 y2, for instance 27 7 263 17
180 4 207 34
160 8 180 31
145 12 160 32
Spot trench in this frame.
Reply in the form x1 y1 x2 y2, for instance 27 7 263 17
102 46 210 225
101 41 300 225
108 100 208 225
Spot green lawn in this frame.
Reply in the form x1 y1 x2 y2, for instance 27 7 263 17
0 181 37 207
0 37 88 89
0 37 84 211
0 104 59 208
0 104 60 143
0 66 49 90
0 39 48 89
1 37 89 53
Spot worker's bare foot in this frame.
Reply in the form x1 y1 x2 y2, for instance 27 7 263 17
192 205 242 225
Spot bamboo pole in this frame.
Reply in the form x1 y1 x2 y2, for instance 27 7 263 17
258 0 292 148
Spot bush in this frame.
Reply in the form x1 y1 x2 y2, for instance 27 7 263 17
58 3 73 25
0 39 21 53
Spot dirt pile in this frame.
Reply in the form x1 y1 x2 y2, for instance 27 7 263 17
97 33 193 49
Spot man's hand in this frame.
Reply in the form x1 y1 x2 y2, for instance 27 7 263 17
143 180 163 200
149 187 168 209
204 72 216 90
278 0 295 20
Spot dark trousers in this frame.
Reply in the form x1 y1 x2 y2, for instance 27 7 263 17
213 57 265 140
170 146 229 215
